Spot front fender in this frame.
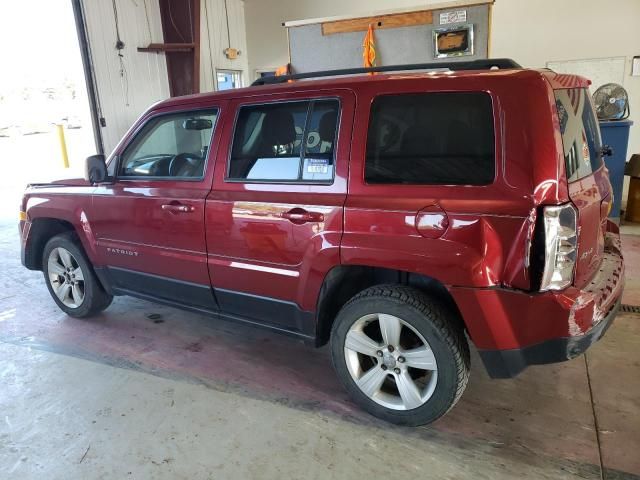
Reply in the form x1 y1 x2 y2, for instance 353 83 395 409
24 188 99 264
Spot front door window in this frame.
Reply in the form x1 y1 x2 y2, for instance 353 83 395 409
119 109 218 179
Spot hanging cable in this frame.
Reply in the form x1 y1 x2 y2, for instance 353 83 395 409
112 0 124 48
204 0 216 90
224 0 231 49
142 0 153 43
187 0 194 42
167 1 187 43
119 56 130 107
111 0 130 106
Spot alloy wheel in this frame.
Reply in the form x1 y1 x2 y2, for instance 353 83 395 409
47 247 85 308
344 313 438 410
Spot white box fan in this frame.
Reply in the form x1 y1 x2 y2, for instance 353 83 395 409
593 83 630 120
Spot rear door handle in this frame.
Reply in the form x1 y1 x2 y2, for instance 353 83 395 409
281 208 324 224
161 203 195 213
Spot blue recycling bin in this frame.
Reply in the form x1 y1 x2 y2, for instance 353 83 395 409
599 120 634 220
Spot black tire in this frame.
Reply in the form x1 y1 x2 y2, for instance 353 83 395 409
42 232 113 318
330 285 470 426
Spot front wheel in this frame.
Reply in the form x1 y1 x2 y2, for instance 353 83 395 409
42 233 113 318
330 285 470 426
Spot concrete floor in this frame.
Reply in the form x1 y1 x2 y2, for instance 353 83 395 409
1 216 639 480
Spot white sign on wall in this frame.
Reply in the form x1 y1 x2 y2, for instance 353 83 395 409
547 57 626 93
439 10 467 25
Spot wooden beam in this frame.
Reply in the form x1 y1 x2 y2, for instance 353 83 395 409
321 11 433 35
192 0 200 94
137 43 196 53
284 1 493 28
487 2 493 57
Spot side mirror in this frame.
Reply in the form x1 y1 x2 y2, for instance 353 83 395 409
85 154 108 184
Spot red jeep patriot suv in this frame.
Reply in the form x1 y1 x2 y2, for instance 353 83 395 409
19 59 624 426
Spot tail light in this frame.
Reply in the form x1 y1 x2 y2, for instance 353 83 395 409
538 203 578 291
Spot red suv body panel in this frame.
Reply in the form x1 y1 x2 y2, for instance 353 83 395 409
204 88 355 329
19 67 624 378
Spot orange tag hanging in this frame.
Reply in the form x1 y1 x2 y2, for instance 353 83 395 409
363 24 376 74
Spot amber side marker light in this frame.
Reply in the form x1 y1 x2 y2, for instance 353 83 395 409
19 211 27 221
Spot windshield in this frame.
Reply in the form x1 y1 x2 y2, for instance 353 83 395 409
554 88 603 183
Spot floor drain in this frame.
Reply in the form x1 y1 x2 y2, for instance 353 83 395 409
620 304 640 314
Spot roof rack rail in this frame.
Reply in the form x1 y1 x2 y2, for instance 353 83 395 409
251 58 521 86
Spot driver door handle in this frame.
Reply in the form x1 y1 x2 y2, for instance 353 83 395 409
161 203 195 213
281 208 324 224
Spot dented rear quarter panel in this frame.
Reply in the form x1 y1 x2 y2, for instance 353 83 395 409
343 70 569 291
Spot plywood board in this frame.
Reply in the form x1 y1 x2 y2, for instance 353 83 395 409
288 3 490 74
322 11 433 35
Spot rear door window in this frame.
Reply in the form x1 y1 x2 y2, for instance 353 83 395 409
365 92 495 185
228 99 339 183
554 88 603 182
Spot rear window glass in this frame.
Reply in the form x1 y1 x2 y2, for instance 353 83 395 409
554 88 603 182
228 100 339 183
365 92 495 185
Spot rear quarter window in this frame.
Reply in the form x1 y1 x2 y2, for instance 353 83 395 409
365 92 495 185
554 88 603 182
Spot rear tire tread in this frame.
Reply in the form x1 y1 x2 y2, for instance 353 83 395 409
332 284 470 425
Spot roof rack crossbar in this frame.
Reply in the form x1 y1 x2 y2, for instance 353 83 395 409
251 58 521 86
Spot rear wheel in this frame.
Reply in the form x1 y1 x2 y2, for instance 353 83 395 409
330 285 469 426
42 233 112 318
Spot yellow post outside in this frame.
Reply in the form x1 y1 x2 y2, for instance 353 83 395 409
56 124 70 169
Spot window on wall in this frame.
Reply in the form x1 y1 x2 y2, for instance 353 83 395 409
228 99 339 183
365 92 495 185
216 70 243 91
119 110 217 179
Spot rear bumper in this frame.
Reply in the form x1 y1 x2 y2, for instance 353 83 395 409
478 297 621 378
451 229 625 378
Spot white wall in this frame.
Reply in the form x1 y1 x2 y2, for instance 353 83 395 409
491 0 639 160
83 0 249 154
82 0 170 155
245 0 640 159
200 0 250 92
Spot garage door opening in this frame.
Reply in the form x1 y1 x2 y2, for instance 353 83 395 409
0 0 99 218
